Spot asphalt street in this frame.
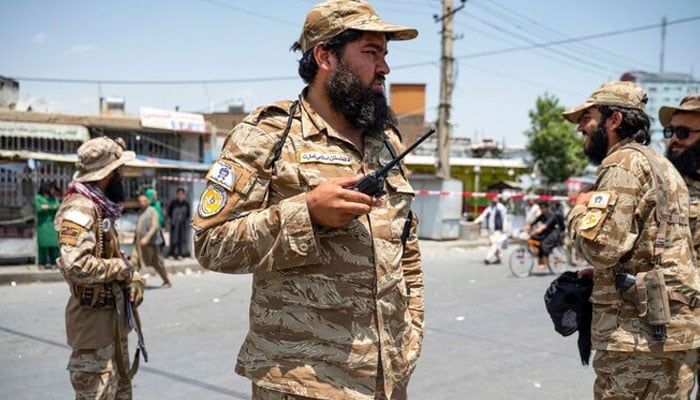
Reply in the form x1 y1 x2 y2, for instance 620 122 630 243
0 240 595 399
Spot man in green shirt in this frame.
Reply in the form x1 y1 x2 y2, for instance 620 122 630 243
33 181 61 269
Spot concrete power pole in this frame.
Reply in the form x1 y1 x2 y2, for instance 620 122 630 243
436 0 454 179
659 16 667 73
435 0 465 179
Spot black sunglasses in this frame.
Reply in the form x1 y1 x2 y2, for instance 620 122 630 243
663 125 700 140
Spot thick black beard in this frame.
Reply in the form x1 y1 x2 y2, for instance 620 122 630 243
104 174 126 203
326 59 395 137
584 123 609 165
666 138 700 178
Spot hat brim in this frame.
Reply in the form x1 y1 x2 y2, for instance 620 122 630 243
658 104 700 127
349 20 418 41
562 101 595 123
73 151 136 183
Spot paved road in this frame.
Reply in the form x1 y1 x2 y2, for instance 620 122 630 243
0 240 595 399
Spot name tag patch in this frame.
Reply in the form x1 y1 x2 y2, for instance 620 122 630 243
299 152 351 165
59 221 83 246
206 161 236 191
198 185 227 218
587 191 615 209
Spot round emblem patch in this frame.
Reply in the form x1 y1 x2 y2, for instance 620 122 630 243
578 209 603 230
198 185 227 218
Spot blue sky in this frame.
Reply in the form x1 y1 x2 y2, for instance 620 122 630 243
2 0 699 146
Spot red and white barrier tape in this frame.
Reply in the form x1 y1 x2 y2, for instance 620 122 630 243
413 190 574 202
158 175 206 183
157 176 573 201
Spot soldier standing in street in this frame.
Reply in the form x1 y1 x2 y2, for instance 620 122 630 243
192 1 424 399
563 82 700 399
55 136 146 400
659 94 700 399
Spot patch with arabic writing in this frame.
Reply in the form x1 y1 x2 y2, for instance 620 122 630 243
578 209 603 230
587 191 616 209
298 152 352 165
59 221 83 246
198 184 227 218
206 161 237 192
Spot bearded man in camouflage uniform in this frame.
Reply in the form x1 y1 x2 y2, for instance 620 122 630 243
564 82 700 399
193 1 423 399
660 94 700 399
55 136 145 400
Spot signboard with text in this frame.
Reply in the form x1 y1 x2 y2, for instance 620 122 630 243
139 107 206 133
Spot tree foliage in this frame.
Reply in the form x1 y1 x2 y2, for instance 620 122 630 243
524 93 587 184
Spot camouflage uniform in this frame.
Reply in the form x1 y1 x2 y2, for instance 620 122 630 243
688 177 700 258
659 94 700 399
193 94 424 400
56 137 145 400
564 82 700 399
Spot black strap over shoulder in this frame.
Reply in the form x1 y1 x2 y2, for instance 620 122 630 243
264 100 299 171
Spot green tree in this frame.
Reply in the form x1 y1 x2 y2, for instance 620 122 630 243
524 93 587 184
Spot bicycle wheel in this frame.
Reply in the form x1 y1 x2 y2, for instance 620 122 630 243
548 245 567 274
509 246 533 278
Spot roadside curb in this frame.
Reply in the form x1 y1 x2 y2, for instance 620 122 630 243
1 238 496 286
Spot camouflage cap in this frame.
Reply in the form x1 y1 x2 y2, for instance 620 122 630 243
73 136 135 183
658 94 700 127
295 0 418 53
563 81 648 123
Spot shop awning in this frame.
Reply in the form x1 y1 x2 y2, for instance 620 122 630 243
0 150 209 172
0 121 90 142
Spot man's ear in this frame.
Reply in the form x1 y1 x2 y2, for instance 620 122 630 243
313 44 337 73
606 110 623 131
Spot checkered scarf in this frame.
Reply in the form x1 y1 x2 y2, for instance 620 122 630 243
64 181 123 219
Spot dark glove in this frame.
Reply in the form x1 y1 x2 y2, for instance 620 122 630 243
129 281 144 307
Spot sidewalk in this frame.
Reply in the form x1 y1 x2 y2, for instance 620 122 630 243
0 237 492 286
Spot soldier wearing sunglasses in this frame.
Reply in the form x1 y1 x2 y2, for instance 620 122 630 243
661 94 700 400
660 94 700 257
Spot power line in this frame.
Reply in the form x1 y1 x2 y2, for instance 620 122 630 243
10 16 699 85
10 75 299 85
454 15 700 61
475 0 657 71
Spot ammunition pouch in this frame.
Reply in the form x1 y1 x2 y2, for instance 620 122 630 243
615 269 675 341
72 282 125 309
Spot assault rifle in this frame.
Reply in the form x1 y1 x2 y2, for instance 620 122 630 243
352 128 436 197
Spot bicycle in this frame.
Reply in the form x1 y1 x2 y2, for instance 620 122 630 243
508 237 568 278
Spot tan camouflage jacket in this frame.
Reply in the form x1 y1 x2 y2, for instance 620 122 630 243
686 175 700 259
55 193 139 350
193 94 424 400
568 138 700 352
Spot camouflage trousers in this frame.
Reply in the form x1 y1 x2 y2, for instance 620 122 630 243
68 338 132 400
132 243 170 285
251 377 407 400
593 349 696 400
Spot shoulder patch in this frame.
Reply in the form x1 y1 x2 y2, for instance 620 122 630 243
198 184 227 218
578 209 603 230
59 221 83 246
587 191 617 209
63 210 91 227
206 161 236 191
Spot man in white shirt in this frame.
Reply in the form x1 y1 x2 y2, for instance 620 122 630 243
474 195 509 264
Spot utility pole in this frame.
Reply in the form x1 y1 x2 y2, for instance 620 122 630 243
435 0 466 179
659 16 667 73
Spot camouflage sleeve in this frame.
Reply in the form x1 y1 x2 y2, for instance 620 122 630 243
56 204 132 285
402 212 424 335
571 164 644 269
193 119 321 274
